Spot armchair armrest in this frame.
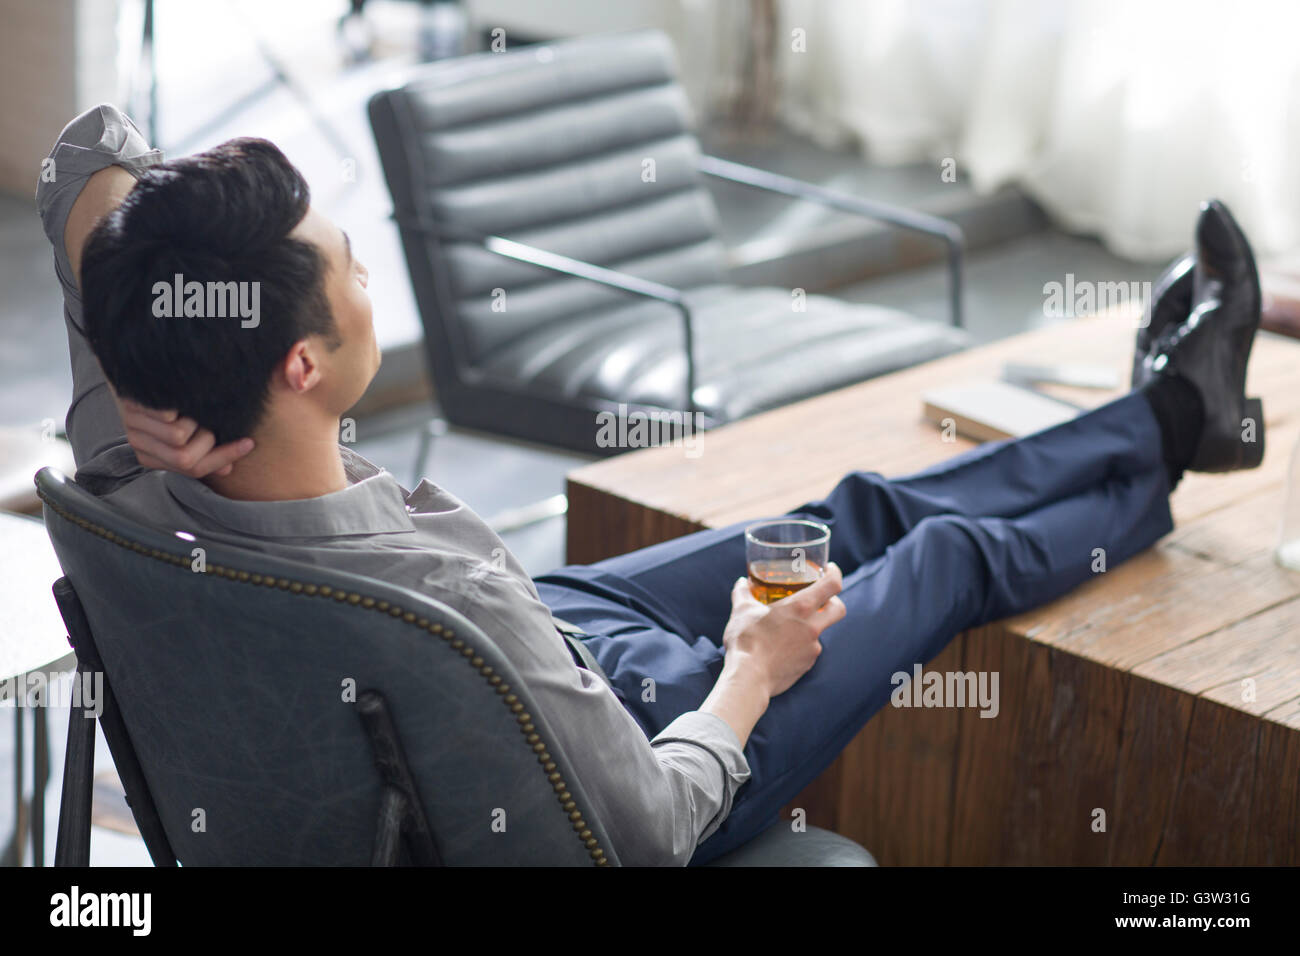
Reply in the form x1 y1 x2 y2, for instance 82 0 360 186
698 155 966 329
392 215 700 416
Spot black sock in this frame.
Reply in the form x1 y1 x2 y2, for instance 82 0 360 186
1140 374 1205 489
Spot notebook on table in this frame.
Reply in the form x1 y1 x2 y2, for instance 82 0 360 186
921 381 1081 442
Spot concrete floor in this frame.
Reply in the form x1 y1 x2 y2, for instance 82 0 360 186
0 1 1173 866
836 230 1168 346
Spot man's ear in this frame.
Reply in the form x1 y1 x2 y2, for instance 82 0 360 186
279 339 323 394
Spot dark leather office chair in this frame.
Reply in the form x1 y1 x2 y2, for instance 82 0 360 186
368 29 967 458
36 467 875 866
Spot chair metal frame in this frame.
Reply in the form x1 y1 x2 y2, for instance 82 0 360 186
393 155 965 423
395 167 964 505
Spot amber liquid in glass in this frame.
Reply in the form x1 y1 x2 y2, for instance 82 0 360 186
748 559 822 604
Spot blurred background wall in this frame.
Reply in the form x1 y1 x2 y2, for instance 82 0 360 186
0 0 121 197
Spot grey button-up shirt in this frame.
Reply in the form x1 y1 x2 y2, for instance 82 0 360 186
36 104 751 866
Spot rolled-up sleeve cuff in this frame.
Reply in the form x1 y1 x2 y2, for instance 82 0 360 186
651 711 752 842
35 104 163 287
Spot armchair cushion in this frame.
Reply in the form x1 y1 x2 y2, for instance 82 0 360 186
705 822 879 867
478 284 966 423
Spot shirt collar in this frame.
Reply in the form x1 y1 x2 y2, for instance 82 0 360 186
160 447 416 539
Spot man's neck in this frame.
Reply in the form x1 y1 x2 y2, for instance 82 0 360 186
201 416 348 502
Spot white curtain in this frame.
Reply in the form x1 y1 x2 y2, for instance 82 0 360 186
774 0 1300 259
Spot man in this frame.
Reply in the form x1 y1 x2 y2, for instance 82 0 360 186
37 105 1263 866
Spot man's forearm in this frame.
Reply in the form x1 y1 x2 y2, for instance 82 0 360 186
37 107 161 467
64 165 136 286
698 654 770 751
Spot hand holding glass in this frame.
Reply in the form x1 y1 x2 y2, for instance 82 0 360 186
745 519 831 604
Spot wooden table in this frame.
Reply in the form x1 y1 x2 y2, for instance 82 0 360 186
566 312 1300 865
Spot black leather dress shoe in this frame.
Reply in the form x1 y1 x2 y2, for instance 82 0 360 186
1132 253 1193 388
1142 200 1264 472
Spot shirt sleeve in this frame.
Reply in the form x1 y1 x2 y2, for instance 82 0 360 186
34 103 164 472
648 710 752 844
433 563 752 866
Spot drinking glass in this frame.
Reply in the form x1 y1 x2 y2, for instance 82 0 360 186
745 519 831 604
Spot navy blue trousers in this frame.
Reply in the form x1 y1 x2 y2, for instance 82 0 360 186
534 390 1173 864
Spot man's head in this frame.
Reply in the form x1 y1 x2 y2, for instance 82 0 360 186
81 137 379 446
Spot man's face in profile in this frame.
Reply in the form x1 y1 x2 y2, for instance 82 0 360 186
289 204 381 413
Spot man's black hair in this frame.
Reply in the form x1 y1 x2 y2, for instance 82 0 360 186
81 136 337 446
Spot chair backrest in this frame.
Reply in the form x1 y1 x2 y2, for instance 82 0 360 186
368 29 727 399
36 467 618 866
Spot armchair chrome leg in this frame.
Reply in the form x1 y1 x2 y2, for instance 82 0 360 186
485 494 568 535
412 415 567 534
7 706 23 866
54 663 95 867
412 417 449 490
33 705 47 866
52 577 177 866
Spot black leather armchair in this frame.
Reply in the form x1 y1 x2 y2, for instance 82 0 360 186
369 29 967 457
36 467 875 866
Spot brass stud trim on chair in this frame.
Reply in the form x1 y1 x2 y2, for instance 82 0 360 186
37 487 611 867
